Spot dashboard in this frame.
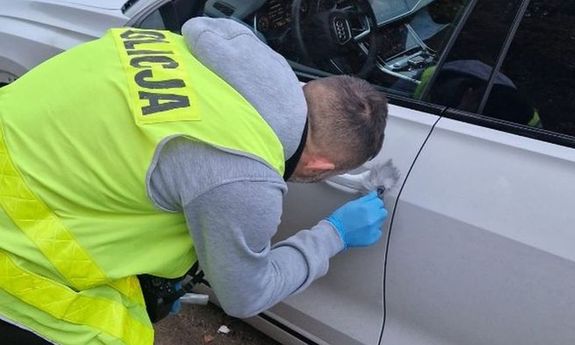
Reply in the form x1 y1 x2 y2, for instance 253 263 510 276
205 0 443 84
253 0 414 61
206 0 438 28
255 0 293 32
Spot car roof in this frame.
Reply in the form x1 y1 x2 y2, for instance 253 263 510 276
54 0 128 10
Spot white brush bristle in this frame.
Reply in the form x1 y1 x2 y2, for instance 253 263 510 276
363 159 401 192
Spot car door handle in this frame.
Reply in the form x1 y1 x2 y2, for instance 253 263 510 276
325 170 371 194
325 159 401 194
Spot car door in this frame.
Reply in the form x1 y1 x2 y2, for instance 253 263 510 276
265 100 440 345
382 1 575 344
247 1 475 344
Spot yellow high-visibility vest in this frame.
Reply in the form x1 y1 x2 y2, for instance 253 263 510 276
0 28 284 345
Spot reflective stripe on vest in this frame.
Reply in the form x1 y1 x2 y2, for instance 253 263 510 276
0 125 153 344
0 251 152 345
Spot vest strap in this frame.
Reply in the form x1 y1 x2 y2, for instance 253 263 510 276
283 118 308 181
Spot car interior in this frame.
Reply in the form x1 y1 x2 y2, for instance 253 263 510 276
145 0 468 98
142 0 553 132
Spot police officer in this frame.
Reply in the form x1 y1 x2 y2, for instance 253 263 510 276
0 17 388 344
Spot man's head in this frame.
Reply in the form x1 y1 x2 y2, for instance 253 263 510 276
290 75 388 183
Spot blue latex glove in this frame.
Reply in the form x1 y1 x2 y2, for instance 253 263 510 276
170 299 182 314
170 282 183 314
326 191 388 249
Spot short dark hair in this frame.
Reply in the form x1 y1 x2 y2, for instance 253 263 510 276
304 75 388 170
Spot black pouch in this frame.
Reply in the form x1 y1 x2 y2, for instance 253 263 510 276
137 274 185 323
138 262 209 323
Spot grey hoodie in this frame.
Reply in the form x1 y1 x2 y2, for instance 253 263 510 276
146 17 344 318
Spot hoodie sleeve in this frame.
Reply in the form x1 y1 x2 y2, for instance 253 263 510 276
148 137 345 318
183 179 344 318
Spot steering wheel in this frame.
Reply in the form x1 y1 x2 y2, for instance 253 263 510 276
291 0 379 78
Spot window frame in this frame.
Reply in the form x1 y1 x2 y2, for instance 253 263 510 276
424 0 575 149
476 0 530 114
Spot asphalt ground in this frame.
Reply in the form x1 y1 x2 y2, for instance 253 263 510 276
154 303 280 345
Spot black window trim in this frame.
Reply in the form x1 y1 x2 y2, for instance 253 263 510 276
477 0 532 114
419 0 479 101
386 93 445 116
444 108 575 149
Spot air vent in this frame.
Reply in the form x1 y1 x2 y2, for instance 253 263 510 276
213 1 235 16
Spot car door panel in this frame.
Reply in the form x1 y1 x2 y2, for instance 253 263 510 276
266 104 440 345
382 117 575 345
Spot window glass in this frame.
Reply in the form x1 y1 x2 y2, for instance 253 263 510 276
238 0 473 98
138 1 204 32
139 9 167 30
419 0 525 117
484 0 575 136
142 0 474 99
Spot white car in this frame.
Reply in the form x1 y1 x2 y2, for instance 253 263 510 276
2 1 575 345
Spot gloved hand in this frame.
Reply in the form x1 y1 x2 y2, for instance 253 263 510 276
326 191 388 249
170 298 182 314
169 282 183 315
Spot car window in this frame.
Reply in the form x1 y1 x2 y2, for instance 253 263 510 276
417 0 575 141
139 8 167 30
418 0 525 115
139 1 473 100
483 1 575 137
137 0 205 32
240 0 473 98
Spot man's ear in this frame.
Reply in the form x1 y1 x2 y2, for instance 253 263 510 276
303 156 336 172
